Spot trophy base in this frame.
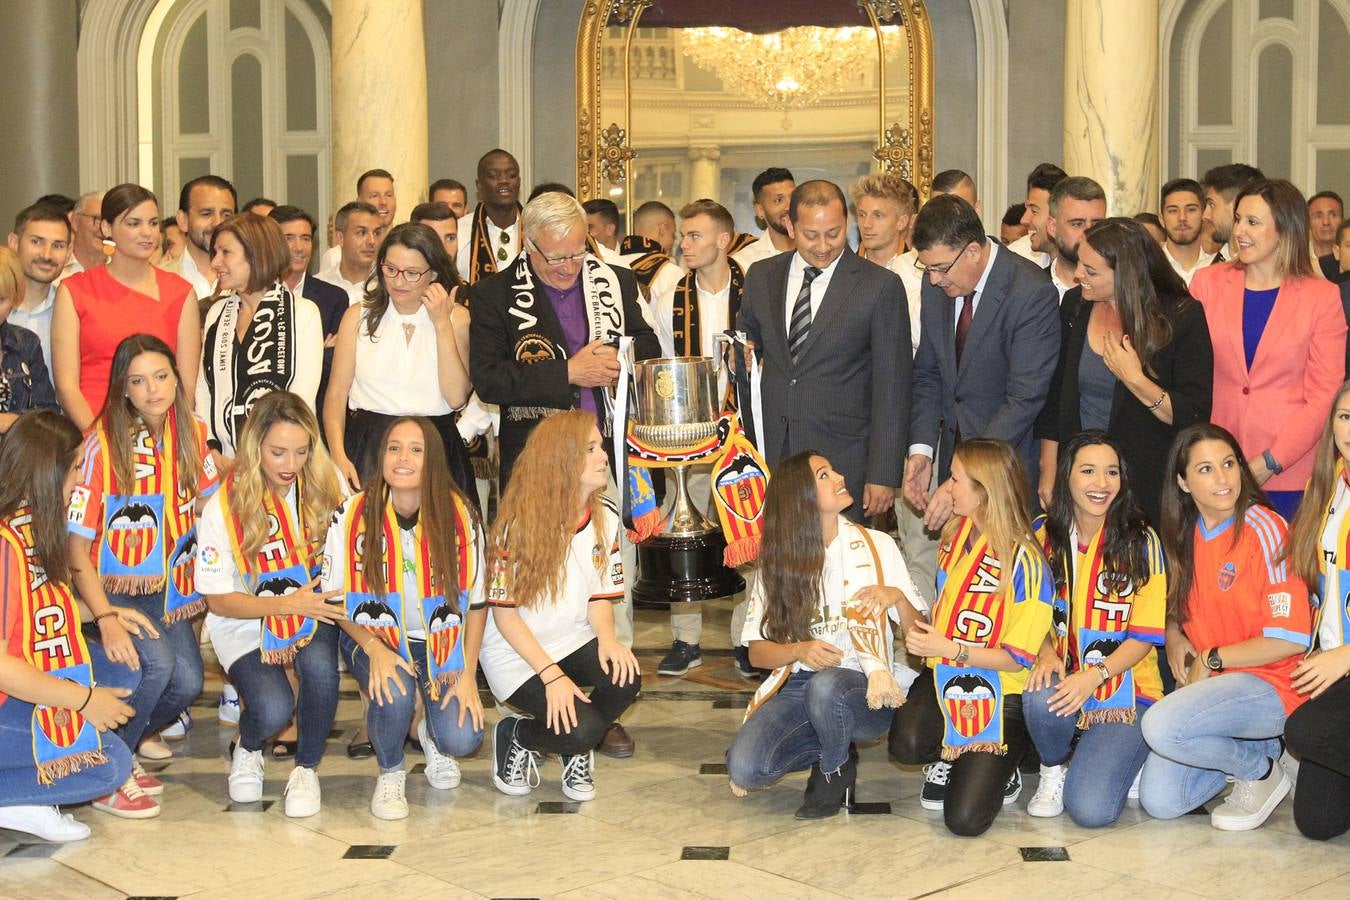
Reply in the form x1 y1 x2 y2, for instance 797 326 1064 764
632 532 746 609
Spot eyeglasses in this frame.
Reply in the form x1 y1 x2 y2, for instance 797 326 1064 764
526 239 587 267
379 263 431 284
913 249 968 277
73 212 103 224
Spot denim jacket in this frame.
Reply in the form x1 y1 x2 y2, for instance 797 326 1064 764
0 322 58 415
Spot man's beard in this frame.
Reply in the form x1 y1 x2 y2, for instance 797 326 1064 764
1167 229 1199 247
190 230 211 254
766 216 789 237
1055 236 1080 266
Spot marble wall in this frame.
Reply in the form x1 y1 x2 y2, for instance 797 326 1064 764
425 0 500 193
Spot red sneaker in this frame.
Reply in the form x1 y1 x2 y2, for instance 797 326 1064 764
131 761 164 797
92 778 161 819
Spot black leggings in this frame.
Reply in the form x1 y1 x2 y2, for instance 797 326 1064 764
504 638 641 756
888 666 1030 837
1284 675 1350 840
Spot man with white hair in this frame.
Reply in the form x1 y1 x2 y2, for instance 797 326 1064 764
60 190 106 282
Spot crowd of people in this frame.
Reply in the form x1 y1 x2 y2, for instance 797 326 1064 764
0 148 1348 850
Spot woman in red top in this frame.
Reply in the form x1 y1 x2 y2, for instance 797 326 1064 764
1142 423 1313 832
51 183 201 429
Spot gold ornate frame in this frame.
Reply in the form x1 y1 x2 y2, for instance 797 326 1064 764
575 0 936 204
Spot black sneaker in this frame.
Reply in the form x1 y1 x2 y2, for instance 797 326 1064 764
920 761 950 810
491 715 539 797
1003 767 1023 805
657 640 702 676
733 646 763 681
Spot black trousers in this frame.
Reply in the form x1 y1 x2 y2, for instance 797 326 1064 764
1285 675 1350 840
505 638 641 756
889 666 1031 837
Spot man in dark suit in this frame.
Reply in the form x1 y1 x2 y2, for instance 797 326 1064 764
904 194 1060 529
737 180 910 522
271 205 349 427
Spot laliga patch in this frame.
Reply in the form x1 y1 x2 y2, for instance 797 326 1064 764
67 486 90 522
1267 591 1291 618
320 554 332 583
1218 561 1237 591
199 544 222 569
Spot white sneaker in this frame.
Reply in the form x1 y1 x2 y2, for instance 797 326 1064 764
370 771 408 820
1211 760 1291 832
1127 768 1142 801
160 710 191 740
0 804 91 842
560 751 597 802
419 719 461 790
283 766 321 818
228 746 265 803
218 684 242 725
1027 764 1066 817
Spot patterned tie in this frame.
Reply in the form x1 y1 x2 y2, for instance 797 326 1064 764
787 265 822 364
955 292 974 364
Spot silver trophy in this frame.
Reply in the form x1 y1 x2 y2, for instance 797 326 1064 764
630 356 745 606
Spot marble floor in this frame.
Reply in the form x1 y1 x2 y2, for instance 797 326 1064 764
2 600 1348 899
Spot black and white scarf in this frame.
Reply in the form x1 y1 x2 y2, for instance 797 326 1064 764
467 203 522 284
203 280 296 452
618 235 674 299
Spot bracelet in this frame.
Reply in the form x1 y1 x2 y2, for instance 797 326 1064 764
543 673 565 687
1147 390 1167 412
94 611 117 623
954 644 970 664
539 662 561 677
76 685 93 713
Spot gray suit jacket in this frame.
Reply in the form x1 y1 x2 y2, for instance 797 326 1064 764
910 241 1060 482
737 249 911 513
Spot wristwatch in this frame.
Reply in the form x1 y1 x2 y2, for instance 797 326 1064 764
1262 450 1283 475
1206 647 1225 672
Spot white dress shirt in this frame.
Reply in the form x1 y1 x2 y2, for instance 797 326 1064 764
1163 244 1217 286
732 231 789 275
455 212 520 279
1007 232 1050 269
315 263 371 307
783 250 843 327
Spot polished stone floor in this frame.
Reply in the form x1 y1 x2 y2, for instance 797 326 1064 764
2 600 1348 899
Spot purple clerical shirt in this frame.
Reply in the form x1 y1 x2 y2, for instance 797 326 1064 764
542 278 597 418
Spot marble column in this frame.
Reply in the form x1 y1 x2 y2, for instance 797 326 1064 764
1062 0 1159 216
331 0 428 216
688 147 722 203
0 1 78 218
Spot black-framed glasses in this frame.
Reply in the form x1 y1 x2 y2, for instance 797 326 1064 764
379 263 431 283
526 239 586 267
913 246 968 276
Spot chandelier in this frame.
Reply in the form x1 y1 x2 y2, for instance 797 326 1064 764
679 25 902 111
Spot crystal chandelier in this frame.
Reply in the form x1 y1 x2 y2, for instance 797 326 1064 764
679 25 902 111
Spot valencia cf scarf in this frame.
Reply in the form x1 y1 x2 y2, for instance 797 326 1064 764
727 232 758 256
219 478 320 664
670 259 745 366
618 235 674 299
0 505 107 784
930 517 1007 758
340 493 477 700
90 411 203 622
709 417 768 567
1315 460 1350 651
203 281 296 454
467 203 521 283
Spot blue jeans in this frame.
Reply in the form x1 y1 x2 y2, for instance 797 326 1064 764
226 622 339 769
0 649 136 806
1139 672 1288 819
102 590 204 750
341 634 483 773
1023 676 1150 827
726 667 893 787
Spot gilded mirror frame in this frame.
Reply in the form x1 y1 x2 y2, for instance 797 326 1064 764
575 0 936 208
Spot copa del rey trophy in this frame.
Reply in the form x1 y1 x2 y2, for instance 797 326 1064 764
628 356 747 607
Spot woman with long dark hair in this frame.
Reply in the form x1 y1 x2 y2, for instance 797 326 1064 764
1190 179 1347 520
888 438 1055 837
51 184 201 429
1022 431 1166 826
1142 423 1312 831
1036 217 1213 524
478 410 639 802
1283 381 1350 840
67 333 217 817
196 391 344 818
0 411 138 841
724 451 925 819
326 416 487 820
323 222 473 498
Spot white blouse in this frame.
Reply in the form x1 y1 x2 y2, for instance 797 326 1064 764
349 303 456 417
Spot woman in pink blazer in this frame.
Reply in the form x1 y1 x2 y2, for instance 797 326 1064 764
1190 179 1347 520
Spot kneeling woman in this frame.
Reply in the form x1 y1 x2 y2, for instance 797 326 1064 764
888 438 1055 837
0 412 137 842
67 334 218 818
1142 423 1311 831
1023 431 1166 827
724 451 927 819
478 410 640 801
196 391 345 817
325 417 487 821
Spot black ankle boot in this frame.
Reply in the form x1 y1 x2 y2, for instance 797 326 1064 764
794 757 857 819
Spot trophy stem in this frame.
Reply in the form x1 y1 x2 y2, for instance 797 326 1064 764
664 466 715 536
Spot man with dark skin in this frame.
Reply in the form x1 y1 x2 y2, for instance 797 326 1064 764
456 150 524 283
